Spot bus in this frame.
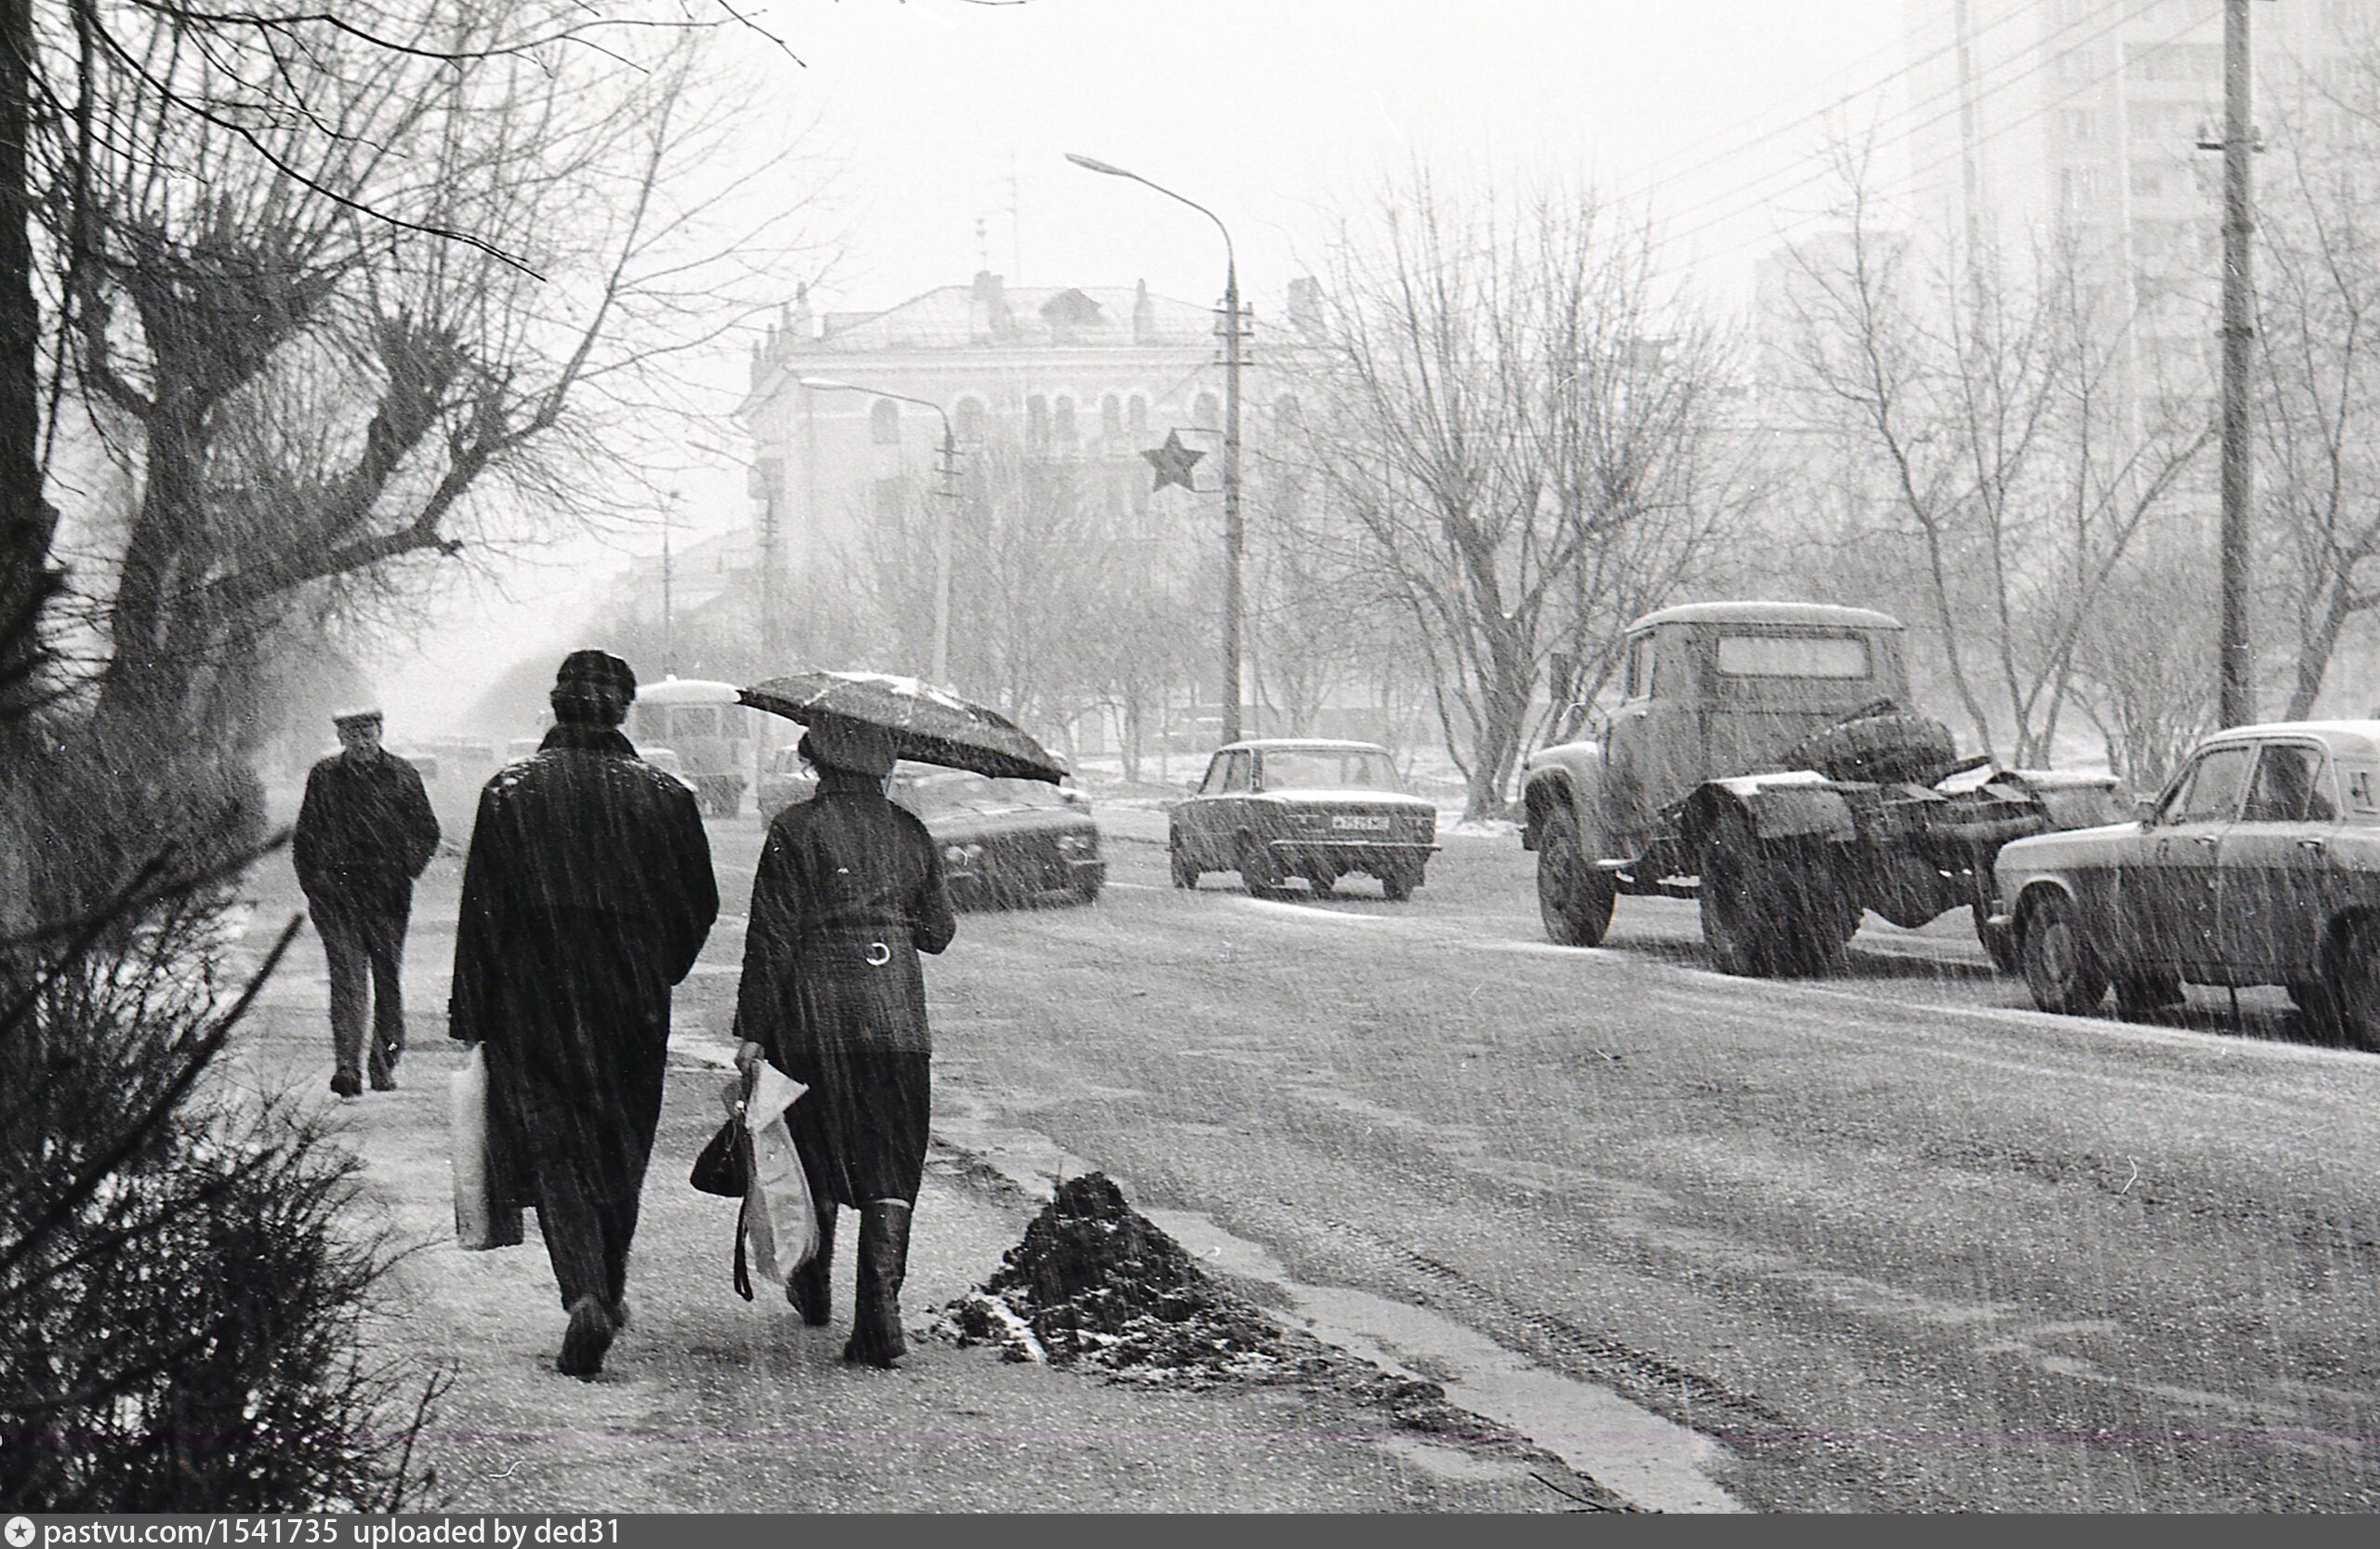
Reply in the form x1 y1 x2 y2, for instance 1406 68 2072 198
627 677 754 816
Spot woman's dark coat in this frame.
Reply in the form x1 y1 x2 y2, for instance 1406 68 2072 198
734 766 956 1203
448 723 719 1211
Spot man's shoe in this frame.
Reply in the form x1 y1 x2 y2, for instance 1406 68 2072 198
370 1072 399 1092
557 1296 615 1380
610 1296 631 1331
330 1072 363 1100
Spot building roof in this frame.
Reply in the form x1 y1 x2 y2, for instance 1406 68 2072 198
811 281 1213 353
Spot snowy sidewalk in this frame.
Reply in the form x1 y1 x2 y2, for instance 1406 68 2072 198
224 898 1574 1512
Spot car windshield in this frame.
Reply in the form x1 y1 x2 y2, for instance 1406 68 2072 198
1257 748 1400 791
898 769 1071 813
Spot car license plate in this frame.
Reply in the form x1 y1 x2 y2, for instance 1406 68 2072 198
1331 815 1392 831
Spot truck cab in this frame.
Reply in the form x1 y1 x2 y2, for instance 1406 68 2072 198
1598 602 1911 850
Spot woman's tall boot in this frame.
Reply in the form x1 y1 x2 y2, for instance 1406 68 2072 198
842 1199 912 1368
787 1198 837 1326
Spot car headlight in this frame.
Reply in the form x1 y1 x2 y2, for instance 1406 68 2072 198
1057 832 1093 855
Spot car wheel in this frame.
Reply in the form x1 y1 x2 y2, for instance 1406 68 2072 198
1170 843 1199 890
1382 868 1418 903
2020 892 2109 1014
1237 832 1288 898
1537 816 1616 947
1072 877 1103 906
2327 920 2380 1053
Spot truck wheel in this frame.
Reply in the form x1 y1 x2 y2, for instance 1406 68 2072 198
1382 867 1419 903
2020 893 2109 1014
1974 902 2018 973
1170 843 1199 889
1537 818 1615 947
1787 709 1960 785
1698 816 1774 976
2326 920 2380 1053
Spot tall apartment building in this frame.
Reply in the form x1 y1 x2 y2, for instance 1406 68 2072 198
1898 0 2358 423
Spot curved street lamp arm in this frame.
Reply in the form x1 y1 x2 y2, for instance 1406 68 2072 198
1064 153 1236 280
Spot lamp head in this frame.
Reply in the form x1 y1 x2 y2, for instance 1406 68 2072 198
1065 152 1134 179
797 376 852 391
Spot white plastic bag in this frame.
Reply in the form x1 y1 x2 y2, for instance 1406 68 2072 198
739 1062 816 1291
449 1046 522 1250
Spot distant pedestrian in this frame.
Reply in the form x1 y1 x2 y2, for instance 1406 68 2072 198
447 650 718 1379
734 716 956 1368
294 708 439 1099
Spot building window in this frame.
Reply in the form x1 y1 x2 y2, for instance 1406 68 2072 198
1193 391 1220 430
1101 394 1122 441
1026 394 1049 449
1054 395 1078 446
870 399 900 445
1128 395 1149 433
955 397 985 443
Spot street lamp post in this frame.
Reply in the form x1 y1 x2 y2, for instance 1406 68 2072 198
797 377 962 683
1066 152 1247 743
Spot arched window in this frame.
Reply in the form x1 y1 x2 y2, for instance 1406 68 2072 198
1026 394 1049 449
1054 396 1078 446
870 399 900 445
1127 395 1149 433
955 397 985 443
1193 391 1220 430
1100 394 1123 441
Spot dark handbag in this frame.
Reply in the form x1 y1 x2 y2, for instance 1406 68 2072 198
691 1111 747 1197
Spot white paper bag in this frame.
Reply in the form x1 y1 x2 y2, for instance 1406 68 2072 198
450 1046 522 1250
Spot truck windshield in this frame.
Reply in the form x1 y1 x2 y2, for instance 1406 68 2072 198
1715 634 1870 680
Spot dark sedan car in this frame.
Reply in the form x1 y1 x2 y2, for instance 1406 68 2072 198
1170 738 1439 900
889 764 1104 908
1989 720 2380 1048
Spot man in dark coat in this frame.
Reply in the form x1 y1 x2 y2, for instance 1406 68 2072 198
294 708 440 1098
734 715 955 1368
448 650 718 1379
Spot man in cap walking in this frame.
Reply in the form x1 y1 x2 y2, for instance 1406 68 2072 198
293 708 440 1098
449 650 718 1379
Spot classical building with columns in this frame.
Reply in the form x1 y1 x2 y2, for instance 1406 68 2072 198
738 271 1289 586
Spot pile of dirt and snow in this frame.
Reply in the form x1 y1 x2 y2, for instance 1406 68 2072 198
937 1173 1292 1383
932 1172 1554 1456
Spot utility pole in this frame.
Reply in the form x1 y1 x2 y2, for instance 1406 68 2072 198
930 416 960 685
660 490 677 678
2217 0 2255 726
1221 261 1246 742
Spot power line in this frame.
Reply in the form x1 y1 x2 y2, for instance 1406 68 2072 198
1658 0 2185 261
1603 0 2043 212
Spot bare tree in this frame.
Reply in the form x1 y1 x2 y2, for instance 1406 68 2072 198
2251 68 2380 720
1778 155 2209 768
1290 174 1739 820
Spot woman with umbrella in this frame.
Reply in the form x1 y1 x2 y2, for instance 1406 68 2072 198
733 712 957 1367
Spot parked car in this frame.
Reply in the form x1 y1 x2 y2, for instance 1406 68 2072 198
641 746 704 799
758 744 819 815
1170 738 1438 900
888 763 1104 907
1990 720 2380 1048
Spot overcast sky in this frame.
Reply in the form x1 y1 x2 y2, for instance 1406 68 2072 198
381 0 1924 734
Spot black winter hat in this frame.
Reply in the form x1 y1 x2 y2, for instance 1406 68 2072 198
555 649 637 700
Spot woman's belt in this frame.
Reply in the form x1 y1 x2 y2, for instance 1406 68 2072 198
801 922 912 969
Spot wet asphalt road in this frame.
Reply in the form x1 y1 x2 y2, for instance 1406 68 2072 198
669 802 2380 1512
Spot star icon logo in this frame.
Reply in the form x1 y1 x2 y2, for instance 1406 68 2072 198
1141 429 1205 493
7 1517 33 1547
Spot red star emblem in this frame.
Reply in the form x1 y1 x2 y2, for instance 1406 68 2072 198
1142 429 1205 493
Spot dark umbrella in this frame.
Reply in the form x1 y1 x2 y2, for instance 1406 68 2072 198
739 671 1068 784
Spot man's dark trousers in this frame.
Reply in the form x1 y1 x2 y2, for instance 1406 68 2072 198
310 877 412 1090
